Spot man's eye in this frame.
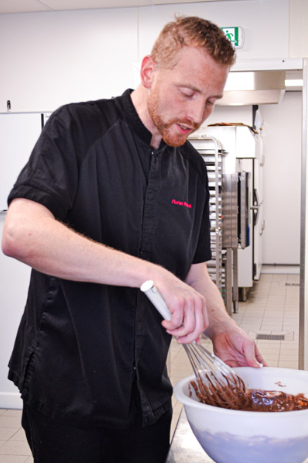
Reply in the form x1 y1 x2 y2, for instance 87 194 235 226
180 89 194 98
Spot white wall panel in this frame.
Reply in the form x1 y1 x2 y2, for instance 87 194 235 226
289 0 308 58
261 92 301 264
0 8 138 112
0 113 42 210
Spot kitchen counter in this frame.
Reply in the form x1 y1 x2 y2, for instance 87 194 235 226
167 408 213 463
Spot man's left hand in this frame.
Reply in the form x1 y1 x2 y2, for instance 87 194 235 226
211 328 268 368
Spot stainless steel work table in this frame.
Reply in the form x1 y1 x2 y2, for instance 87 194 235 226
167 408 213 463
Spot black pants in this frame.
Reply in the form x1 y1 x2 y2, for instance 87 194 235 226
22 402 172 463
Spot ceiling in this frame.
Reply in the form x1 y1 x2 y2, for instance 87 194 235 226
0 0 253 14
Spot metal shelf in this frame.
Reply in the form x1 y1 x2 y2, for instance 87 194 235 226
189 135 238 315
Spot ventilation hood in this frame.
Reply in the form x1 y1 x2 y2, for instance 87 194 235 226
217 70 286 106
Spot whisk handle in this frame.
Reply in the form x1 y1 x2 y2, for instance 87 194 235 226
140 280 172 321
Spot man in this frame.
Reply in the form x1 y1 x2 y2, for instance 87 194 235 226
2 16 266 463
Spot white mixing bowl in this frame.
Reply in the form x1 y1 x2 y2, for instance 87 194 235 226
174 367 308 463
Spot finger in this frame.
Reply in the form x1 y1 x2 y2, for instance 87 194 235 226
166 297 195 337
174 299 207 344
186 294 208 339
255 349 268 367
244 341 265 368
161 295 184 331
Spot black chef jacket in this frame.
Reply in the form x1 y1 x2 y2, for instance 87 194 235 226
7 89 211 429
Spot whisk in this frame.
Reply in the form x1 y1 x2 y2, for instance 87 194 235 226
141 280 248 410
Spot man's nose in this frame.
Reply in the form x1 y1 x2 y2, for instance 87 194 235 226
186 100 206 125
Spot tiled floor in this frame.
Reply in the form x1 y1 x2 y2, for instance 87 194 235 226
0 409 31 463
0 270 301 463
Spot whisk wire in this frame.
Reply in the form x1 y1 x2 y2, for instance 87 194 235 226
183 342 247 409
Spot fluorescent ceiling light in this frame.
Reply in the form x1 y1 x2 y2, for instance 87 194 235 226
285 79 303 87
224 72 254 91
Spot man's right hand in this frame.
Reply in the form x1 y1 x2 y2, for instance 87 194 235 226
152 277 208 344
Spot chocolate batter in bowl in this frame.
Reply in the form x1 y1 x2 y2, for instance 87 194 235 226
174 367 308 463
189 377 308 411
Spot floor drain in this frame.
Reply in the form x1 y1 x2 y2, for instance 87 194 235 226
285 283 300 286
249 331 294 341
256 334 285 341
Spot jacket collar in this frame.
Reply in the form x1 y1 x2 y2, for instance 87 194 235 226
115 89 167 151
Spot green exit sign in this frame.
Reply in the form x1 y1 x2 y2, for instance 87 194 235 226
221 27 244 48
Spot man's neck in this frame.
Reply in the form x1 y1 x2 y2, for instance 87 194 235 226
130 86 162 149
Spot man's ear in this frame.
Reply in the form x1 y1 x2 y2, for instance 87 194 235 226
140 55 156 89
